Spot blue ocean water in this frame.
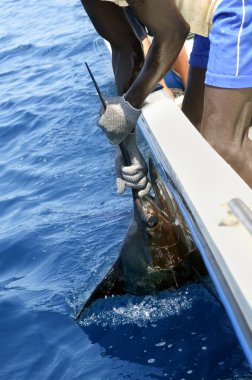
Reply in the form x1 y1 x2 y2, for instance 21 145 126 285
0 1 251 379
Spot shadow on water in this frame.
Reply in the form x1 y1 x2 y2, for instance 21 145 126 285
78 284 252 380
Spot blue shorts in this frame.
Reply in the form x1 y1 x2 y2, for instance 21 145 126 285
189 0 252 88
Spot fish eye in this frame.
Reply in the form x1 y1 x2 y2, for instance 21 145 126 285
145 214 158 227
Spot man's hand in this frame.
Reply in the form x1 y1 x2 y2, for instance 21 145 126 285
115 133 151 197
98 96 141 145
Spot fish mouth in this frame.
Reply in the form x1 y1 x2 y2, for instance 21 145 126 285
134 157 194 251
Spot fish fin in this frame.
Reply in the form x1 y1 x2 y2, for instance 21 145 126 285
76 257 125 320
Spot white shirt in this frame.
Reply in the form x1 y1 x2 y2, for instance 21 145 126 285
101 0 222 36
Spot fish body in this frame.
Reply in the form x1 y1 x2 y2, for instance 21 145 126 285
76 158 206 319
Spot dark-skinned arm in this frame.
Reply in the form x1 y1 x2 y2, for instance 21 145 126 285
81 0 189 145
81 0 144 96
125 0 190 108
80 0 189 197
81 0 189 105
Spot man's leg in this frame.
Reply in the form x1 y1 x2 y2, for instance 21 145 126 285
182 35 210 130
200 86 252 187
182 66 206 130
199 0 252 187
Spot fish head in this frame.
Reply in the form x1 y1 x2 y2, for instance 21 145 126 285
134 194 175 246
133 158 193 269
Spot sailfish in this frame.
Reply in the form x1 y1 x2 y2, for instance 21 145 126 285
76 158 207 320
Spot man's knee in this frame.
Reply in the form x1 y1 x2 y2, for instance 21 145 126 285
209 142 242 169
204 138 252 188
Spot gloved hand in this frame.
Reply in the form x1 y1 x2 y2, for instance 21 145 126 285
98 95 141 145
115 133 152 197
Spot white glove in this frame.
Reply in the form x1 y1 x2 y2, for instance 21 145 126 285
115 133 152 197
98 95 141 145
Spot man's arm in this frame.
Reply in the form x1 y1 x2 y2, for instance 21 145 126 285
81 0 144 95
81 0 189 195
81 0 189 105
126 0 190 108
82 0 189 146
